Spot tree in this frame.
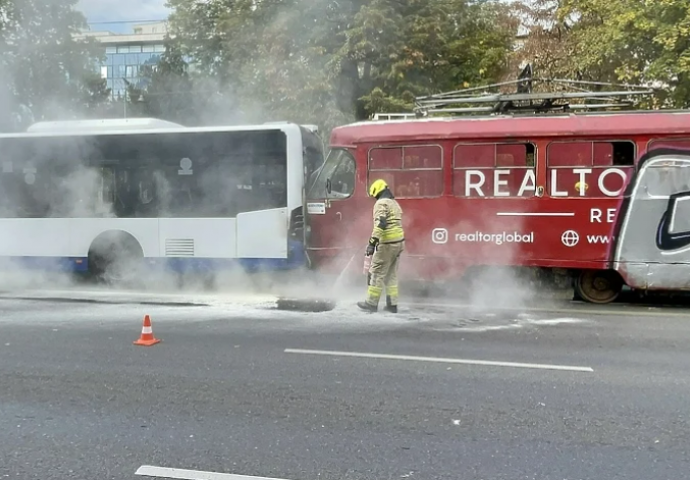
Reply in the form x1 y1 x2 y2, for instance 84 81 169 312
162 0 519 133
330 0 520 118
0 0 110 130
124 38 241 126
508 0 582 81
131 43 196 124
514 0 690 107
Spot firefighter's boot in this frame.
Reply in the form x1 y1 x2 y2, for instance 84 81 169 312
358 284 382 313
383 295 398 313
357 301 378 313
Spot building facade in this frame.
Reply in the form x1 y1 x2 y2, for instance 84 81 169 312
76 22 169 100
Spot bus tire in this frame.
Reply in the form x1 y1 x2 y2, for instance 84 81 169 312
574 269 623 304
87 231 144 286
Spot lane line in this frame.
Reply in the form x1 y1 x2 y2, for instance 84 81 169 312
284 348 594 373
406 301 690 318
135 465 293 480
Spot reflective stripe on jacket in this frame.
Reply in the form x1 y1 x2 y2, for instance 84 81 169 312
371 197 405 243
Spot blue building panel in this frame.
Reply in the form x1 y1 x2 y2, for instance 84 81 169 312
97 44 166 98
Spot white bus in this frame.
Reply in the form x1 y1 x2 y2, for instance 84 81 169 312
0 118 325 284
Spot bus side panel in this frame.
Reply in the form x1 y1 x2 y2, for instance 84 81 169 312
70 218 160 257
158 218 237 258
0 218 160 273
237 208 289 259
0 219 72 256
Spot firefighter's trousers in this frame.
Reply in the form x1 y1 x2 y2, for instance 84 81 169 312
365 240 405 307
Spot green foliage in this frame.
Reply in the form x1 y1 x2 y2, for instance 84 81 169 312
516 0 690 107
4 0 689 134
147 0 520 133
0 0 110 130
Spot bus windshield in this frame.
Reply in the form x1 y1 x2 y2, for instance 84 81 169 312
300 127 325 184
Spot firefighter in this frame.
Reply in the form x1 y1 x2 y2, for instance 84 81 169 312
357 179 405 313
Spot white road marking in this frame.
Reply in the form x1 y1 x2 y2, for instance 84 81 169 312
284 348 594 373
495 212 575 217
135 465 293 480
407 301 690 318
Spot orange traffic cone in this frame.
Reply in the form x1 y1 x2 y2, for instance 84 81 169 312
133 314 161 346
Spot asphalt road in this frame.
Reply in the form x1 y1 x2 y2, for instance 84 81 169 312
1 287 690 480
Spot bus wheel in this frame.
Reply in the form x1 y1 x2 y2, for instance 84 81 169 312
88 232 143 287
574 270 623 304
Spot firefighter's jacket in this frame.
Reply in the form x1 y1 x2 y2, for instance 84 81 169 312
371 195 405 244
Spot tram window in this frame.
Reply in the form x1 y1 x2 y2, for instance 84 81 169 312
327 150 356 199
496 143 535 167
369 147 402 170
452 142 536 198
547 140 635 167
669 197 690 234
643 160 690 197
648 138 690 151
368 145 443 198
546 140 635 198
612 142 635 166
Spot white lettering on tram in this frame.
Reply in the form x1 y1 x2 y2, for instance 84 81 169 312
462 167 628 197
573 168 591 196
494 169 510 197
590 208 617 223
598 168 628 197
465 171 485 197
517 169 536 197
550 169 567 197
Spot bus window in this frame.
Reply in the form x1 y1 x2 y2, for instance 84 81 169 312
368 145 443 198
546 140 635 198
0 130 291 220
0 136 97 218
100 130 288 218
301 127 325 181
452 142 536 198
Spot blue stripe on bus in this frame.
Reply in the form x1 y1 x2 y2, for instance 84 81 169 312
0 256 91 272
0 240 306 274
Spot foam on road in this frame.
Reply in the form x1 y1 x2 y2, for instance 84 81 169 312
0 288 602 340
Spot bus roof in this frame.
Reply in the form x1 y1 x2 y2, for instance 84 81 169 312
26 118 185 133
1 120 307 139
330 110 690 145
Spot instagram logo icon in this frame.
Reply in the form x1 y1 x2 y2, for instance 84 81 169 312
431 228 449 244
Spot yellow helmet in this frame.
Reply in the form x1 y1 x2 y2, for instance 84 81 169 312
369 179 388 198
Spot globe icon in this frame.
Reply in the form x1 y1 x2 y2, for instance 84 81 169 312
561 230 579 247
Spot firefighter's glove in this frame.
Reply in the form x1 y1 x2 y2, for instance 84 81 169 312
366 237 379 257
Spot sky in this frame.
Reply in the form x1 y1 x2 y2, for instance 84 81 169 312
77 0 170 33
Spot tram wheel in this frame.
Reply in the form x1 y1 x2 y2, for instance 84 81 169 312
574 269 623 304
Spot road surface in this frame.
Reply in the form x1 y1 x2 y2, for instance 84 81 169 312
1 287 689 480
